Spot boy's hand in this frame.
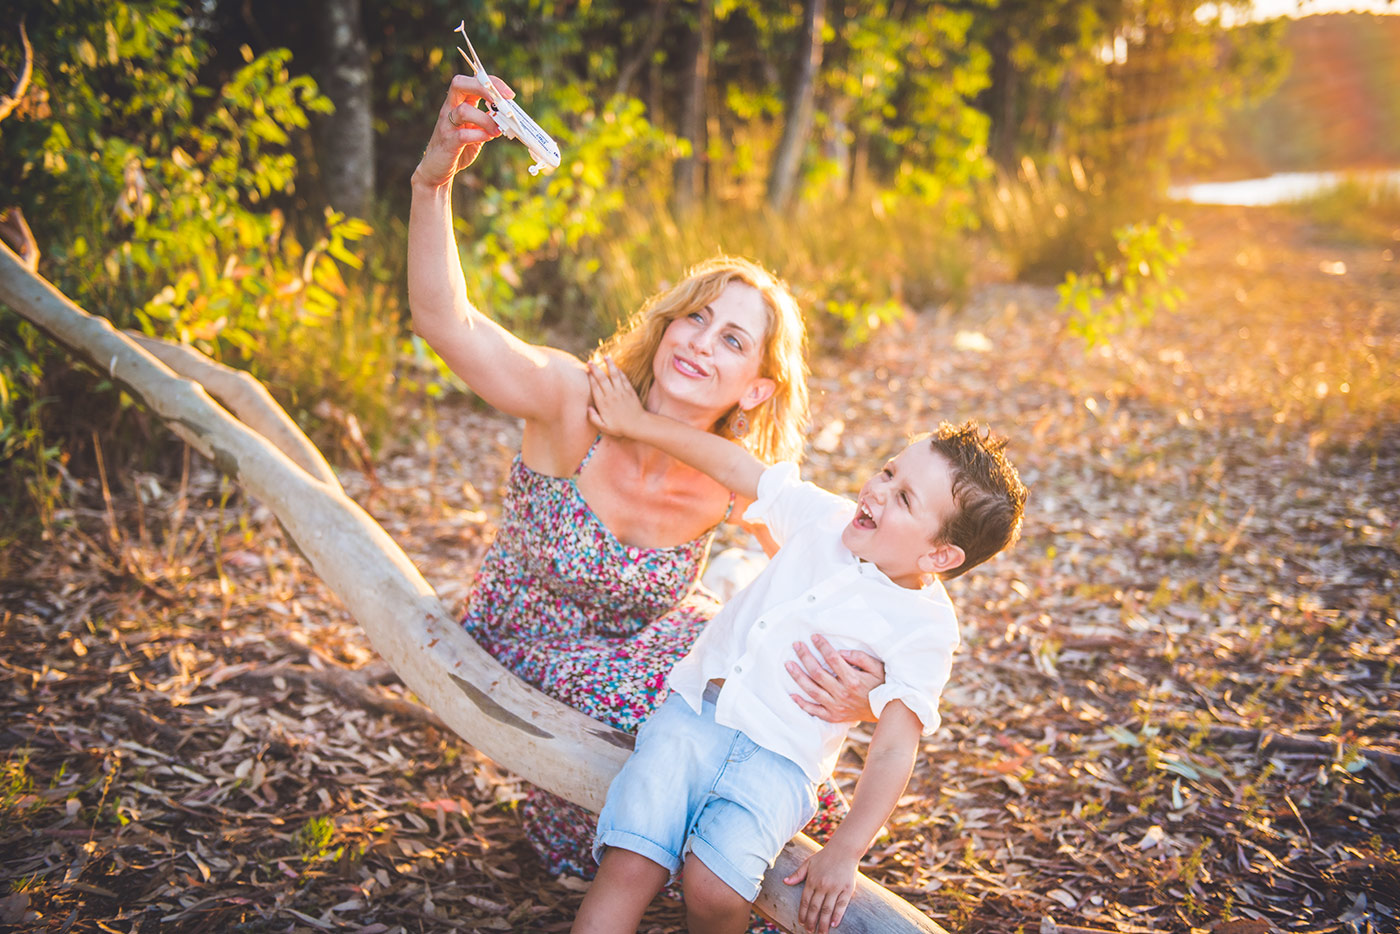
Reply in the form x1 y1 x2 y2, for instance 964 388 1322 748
783 844 859 933
586 356 645 439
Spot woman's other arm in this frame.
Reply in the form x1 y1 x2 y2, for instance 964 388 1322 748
407 75 584 426
587 357 764 500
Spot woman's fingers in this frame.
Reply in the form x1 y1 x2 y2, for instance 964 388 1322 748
839 649 886 681
443 103 500 142
446 72 515 107
418 75 520 184
793 641 841 693
785 658 831 704
809 634 857 683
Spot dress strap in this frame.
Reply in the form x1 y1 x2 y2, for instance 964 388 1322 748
574 434 603 477
722 492 736 522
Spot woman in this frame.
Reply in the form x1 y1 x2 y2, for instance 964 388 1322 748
408 74 882 878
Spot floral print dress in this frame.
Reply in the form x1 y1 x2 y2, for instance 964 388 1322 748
461 438 847 880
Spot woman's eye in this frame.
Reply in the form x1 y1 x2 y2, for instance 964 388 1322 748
688 311 705 323
724 334 742 350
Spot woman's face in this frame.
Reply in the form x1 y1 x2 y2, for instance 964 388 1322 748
651 281 776 416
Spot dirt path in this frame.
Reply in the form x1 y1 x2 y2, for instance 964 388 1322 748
2 205 1396 933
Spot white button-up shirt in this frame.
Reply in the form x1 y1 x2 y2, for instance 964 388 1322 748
669 463 959 782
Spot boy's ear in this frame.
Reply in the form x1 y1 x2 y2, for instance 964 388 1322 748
917 542 964 576
741 376 777 411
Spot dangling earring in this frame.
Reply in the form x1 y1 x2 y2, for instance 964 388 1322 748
728 407 750 439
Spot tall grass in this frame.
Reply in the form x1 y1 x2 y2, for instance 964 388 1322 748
975 154 1180 283
1290 176 1400 246
585 184 974 354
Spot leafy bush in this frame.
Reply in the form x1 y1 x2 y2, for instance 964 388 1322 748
0 4 377 539
1056 215 1191 348
452 93 679 342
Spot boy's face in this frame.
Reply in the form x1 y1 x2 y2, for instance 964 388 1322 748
840 440 963 588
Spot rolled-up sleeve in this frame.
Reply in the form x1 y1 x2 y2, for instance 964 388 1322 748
867 626 958 735
742 462 848 547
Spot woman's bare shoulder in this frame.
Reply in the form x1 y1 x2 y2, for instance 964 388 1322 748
518 350 597 475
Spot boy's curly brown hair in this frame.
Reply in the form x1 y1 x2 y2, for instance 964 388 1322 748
927 421 1028 579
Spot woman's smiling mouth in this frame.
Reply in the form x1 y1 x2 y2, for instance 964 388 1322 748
672 355 709 378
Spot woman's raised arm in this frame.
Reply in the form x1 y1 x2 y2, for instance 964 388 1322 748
407 75 583 425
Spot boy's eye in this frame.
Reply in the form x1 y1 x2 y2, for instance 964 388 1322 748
900 492 910 508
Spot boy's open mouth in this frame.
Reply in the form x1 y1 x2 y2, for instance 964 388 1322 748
853 501 877 530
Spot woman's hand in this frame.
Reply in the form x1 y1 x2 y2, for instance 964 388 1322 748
786 635 885 723
586 356 647 440
411 74 514 190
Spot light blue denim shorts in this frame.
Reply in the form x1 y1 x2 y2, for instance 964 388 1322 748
593 685 818 901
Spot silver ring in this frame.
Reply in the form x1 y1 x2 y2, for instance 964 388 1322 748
447 109 462 128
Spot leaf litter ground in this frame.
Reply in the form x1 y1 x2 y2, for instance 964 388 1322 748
2 204 1397 934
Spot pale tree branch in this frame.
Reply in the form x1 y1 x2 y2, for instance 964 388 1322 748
124 332 341 489
0 19 33 124
0 207 38 272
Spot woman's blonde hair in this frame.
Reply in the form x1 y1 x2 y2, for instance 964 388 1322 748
596 256 809 464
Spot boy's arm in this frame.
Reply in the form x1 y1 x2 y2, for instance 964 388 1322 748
783 701 921 934
587 356 764 500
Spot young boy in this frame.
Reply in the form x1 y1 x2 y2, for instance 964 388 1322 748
573 358 1027 934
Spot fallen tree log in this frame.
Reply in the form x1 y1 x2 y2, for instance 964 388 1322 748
0 241 949 934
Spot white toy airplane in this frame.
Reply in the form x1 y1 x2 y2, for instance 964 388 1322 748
455 21 562 176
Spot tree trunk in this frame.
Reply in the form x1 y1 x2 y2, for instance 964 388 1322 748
985 23 1020 170
615 0 670 100
766 0 826 212
673 0 713 216
317 0 375 217
0 243 949 934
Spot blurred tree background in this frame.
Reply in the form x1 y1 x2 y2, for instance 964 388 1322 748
0 0 1321 548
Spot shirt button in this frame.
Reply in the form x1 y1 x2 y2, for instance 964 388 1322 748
733 665 742 673
806 594 817 603
757 619 767 629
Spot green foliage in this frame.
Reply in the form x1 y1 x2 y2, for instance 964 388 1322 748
1 3 386 537
1 749 39 823
454 94 679 341
293 815 341 862
1057 216 1191 348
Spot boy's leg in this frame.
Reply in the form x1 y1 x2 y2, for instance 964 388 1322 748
681 853 753 934
572 846 670 934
